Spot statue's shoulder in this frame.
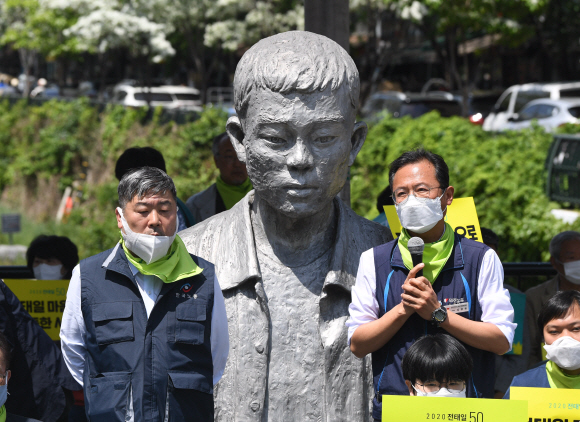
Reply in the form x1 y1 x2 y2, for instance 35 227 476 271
339 201 393 246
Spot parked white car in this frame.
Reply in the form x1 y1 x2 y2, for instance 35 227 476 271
112 85 202 111
483 82 580 131
499 98 580 132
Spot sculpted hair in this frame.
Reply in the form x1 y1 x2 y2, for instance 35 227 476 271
549 231 580 259
118 166 176 209
402 334 473 385
233 31 360 119
389 148 449 190
26 235 79 278
212 132 230 157
538 290 580 336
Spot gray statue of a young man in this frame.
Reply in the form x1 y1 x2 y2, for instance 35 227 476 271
180 31 392 421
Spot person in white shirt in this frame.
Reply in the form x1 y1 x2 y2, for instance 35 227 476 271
60 166 228 422
346 149 515 420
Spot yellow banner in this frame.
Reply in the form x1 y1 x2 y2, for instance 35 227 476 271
4 279 69 341
382 395 528 422
384 197 483 242
510 387 580 421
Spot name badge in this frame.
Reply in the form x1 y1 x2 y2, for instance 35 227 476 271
445 303 469 314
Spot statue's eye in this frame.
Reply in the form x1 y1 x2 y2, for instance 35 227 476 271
265 136 285 144
316 136 335 144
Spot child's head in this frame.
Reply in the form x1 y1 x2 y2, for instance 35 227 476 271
402 334 473 397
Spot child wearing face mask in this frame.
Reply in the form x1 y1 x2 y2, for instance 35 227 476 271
402 334 474 398
26 235 79 280
504 290 580 398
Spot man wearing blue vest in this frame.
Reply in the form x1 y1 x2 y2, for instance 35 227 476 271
347 149 515 420
60 167 229 422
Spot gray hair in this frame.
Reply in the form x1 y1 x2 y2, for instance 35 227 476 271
212 132 230 157
118 166 176 209
233 31 360 119
549 230 580 259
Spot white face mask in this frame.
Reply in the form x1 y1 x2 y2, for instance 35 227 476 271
33 263 64 280
544 335 580 370
395 190 446 234
117 207 178 265
412 384 466 398
562 260 580 285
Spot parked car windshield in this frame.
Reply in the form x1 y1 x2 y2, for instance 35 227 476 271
514 91 550 112
134 93 173 102
175 93 200 101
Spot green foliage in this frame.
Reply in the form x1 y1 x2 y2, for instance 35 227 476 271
0 100 227 259
352 112 580 262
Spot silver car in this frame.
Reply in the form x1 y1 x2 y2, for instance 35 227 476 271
500 98 580 132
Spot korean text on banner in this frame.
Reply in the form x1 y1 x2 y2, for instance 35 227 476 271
382 395 528 422
510 387 580 421
384 197 483 242
4 279 69 341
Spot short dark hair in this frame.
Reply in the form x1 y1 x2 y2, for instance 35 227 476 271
388 149 449 191
376 185 394 214
481 227 499 248
212 132 230 157
538 290 580 336
26 235 79 279
402 334 473 385
115 147 167 181
0 331 11 371
118 166 176 209
549 231 580 260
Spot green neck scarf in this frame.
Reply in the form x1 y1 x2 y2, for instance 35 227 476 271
398 222 455 284
0 405 5 422
546 360 580 389
215 176 252 210
121 234 203 283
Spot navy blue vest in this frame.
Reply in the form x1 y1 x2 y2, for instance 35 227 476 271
79 245 215 422
503 362 550 399
371 234 495 420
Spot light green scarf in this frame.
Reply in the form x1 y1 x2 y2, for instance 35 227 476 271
546 360 580 389
398 222 455 283
215 176 253 210
0 405 5 422
121 235 203 283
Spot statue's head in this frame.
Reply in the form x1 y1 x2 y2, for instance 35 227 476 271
227 31 367 218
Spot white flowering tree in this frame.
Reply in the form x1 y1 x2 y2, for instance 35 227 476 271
0 0 80 96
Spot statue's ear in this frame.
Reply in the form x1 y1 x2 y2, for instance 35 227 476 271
226 116 247 163
348 121 367 166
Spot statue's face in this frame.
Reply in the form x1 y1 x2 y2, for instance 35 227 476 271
232 85 366 218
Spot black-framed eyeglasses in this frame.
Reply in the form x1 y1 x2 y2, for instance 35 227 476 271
392 186 445 205
413 380 466 394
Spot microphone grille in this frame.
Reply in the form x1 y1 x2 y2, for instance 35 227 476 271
407 237 425 255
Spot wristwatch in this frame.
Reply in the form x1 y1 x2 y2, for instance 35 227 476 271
431 306 448 326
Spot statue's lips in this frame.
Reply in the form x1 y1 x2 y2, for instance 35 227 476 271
282 185 317 197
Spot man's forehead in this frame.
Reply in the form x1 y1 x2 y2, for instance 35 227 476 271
130 191 175 205
394 160 437 183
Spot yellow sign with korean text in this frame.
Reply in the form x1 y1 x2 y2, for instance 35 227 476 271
510 387 580 421
4 279 69 341
384 197 483 242
382 395 528 422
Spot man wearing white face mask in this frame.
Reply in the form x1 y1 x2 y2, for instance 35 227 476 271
60 166 229 422
525 231 580 368
504 290 580 397
347 149 515 420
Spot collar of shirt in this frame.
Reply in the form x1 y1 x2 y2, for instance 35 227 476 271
127 260 163 317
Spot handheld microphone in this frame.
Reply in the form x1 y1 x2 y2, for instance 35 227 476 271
408 237 425 277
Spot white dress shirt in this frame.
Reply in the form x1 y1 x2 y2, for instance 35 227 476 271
61 252 229 386
346 247 516 348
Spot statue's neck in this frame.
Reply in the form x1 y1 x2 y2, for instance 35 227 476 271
250 195 337 268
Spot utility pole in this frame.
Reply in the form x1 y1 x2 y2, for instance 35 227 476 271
304 0 352 205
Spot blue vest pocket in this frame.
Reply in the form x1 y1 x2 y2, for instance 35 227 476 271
165 371 213 422
173 300 206 345
87 371 132 422
92 302 134 345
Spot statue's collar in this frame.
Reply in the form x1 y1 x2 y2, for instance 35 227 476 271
221 192 356 294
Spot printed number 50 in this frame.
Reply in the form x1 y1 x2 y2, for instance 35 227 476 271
470 412 483 422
